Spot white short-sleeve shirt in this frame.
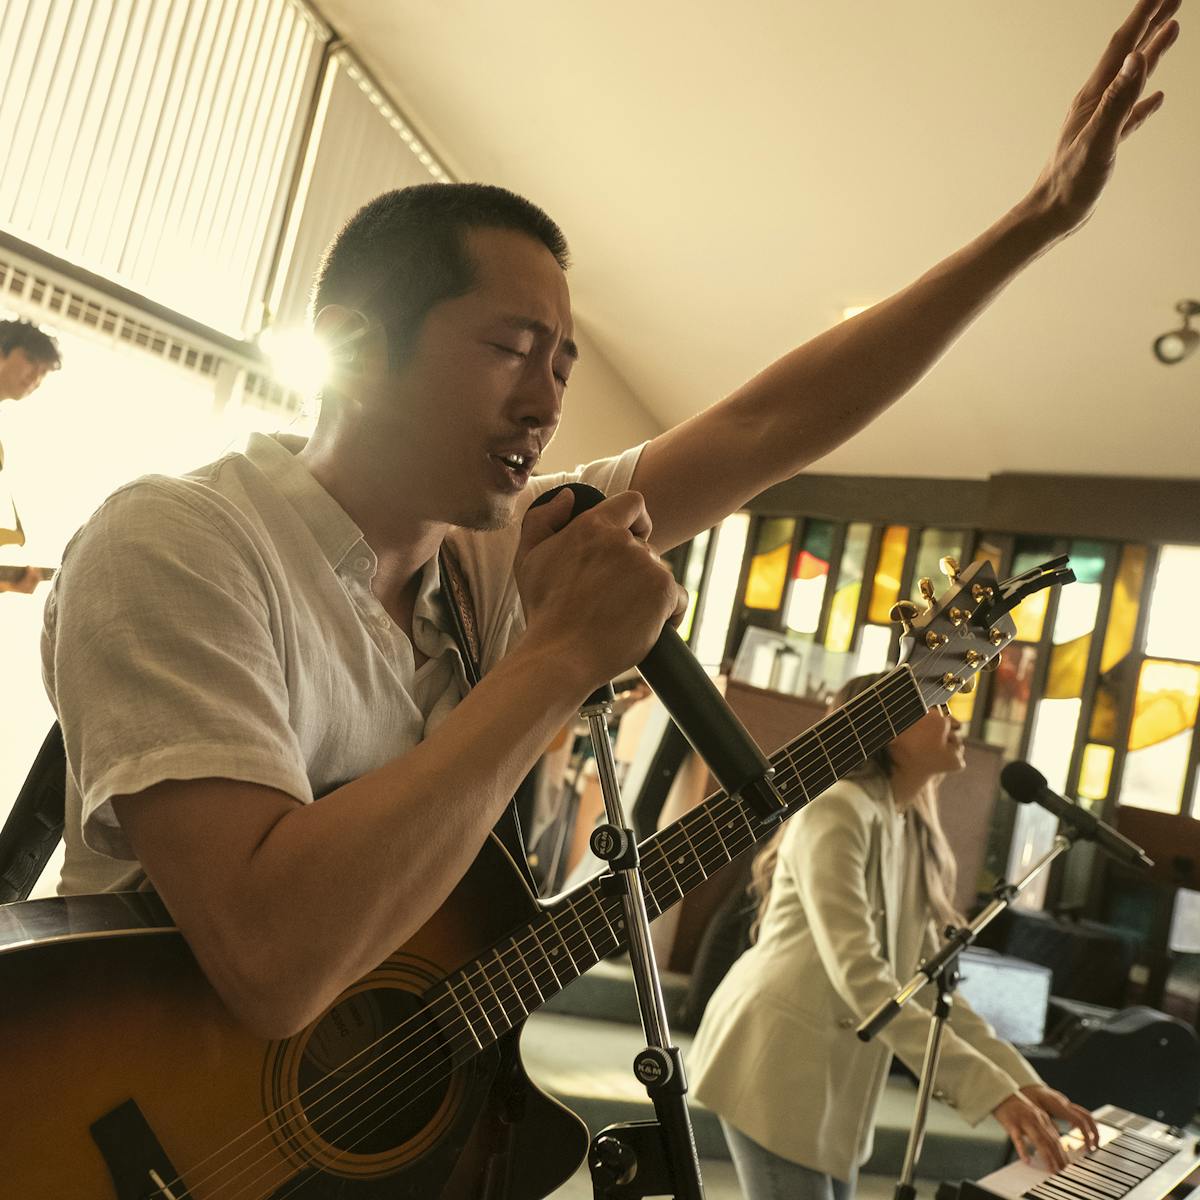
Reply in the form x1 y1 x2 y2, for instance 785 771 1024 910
42 432 644 893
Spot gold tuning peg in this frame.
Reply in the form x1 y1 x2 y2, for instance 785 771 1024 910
939 556 961 583
889 600 920 634
918 577 937 606
982 652 1002 674
958 676 977 695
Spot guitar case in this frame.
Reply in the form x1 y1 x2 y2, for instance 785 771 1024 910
1021 999 1200 1127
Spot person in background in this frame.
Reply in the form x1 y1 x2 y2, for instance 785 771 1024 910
689 673 1099 1200
0 318 61 594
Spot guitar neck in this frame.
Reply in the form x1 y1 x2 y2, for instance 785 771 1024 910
427 665 927 1050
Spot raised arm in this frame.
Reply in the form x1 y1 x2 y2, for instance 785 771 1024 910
634 0 1180 552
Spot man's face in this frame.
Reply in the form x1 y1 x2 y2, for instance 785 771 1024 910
355 227 577 530
0 348 52 401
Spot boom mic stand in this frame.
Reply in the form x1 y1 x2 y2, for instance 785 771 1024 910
581 679 706 1200
856 829 1083 1200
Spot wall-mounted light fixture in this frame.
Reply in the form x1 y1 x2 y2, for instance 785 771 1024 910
1152 300 1200 365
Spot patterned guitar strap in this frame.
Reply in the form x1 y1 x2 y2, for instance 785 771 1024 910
438 543 538 889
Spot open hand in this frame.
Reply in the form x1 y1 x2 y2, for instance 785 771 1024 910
1028 0 1180 238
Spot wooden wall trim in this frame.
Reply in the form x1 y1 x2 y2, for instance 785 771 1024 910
751 471 1200 545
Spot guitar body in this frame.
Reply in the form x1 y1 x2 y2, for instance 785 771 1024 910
0 837 589 1198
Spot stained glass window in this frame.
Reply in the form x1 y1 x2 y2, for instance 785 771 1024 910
786 520 834 635
866 525 909 625
1009 538 1059 643
743 518 795 611
947 687 977 725
1077 743 1115 803
1028 698 1082 795
1121 659 1200 813
693 514 750 670
825 522 871 654
1032 541 1110 790
677 528 711 644
910 528 965 603
973 535 1006 573
1146 546 1200 664
1100 545 1147 673
983 642 1039 761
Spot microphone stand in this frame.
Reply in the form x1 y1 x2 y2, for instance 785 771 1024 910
856 829 1083 1200
581 681 706 1200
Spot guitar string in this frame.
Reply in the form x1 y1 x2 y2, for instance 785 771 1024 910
240 681 936 1200
148 668 940 1200
210 696 917 1200
149 668 939 1200
151 666 941 1200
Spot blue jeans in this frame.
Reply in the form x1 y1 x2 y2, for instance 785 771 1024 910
721 1120 856 1200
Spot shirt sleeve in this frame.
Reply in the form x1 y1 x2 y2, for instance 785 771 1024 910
781 786 1029 1125
43 480 313 861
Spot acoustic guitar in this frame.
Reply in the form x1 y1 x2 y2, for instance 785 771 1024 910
0 558 1064 1198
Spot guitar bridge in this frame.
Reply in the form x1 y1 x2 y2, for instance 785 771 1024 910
90 1099 191 1199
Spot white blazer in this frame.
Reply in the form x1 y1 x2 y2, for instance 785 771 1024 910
689 770 1041 1181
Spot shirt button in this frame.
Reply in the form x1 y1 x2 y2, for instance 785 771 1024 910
838 1017 855 1029
354 556 372 573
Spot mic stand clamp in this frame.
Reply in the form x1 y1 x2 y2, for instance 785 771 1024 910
856 829 1082 1200
580 684 706 1200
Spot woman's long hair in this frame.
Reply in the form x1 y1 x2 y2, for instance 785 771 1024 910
748 672 964 941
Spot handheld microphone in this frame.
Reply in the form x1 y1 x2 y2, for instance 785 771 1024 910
529 482 787 821
999 760 1153 871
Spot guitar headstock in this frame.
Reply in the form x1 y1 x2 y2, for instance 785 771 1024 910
895 556 1075 712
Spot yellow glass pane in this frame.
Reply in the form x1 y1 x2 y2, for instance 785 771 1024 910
947 688 976 724
744 518 794 610
1101 544 1147 673
825 581 861 654
744 542 790 610
867 526 909 625
974 536 1005 572
1129 659 1200 752
1089 684 1119 743
1044 634 1091 700
1077 743 1114 802
1011 589 1049 643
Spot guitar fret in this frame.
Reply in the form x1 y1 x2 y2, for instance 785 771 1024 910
528 922 563 991
672 819 708 888
705 806 733 864
545 912 580 977
445 979 483 1050
643 844 681 907
508 938 545 1005
491 948 529 1019
458 971 499 1041
656 848 685 899
478 960 518 1031
564 893 600 965
593 894 623 950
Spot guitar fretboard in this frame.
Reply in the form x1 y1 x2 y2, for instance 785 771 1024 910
424 665 925 1057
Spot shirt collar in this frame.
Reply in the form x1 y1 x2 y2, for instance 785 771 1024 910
243 432 365 571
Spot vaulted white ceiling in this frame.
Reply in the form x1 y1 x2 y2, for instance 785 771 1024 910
316 0 1199 480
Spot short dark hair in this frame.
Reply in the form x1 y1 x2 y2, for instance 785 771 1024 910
0 319 62 369
312 183 569 364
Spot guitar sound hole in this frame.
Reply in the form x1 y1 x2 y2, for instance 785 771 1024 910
297 986 451 1155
